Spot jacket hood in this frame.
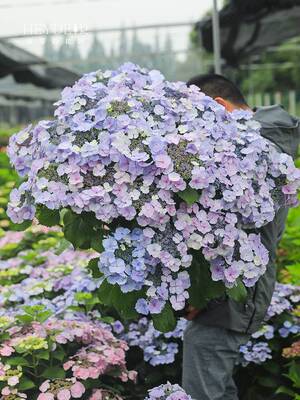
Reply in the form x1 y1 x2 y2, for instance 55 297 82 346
254 105 300 158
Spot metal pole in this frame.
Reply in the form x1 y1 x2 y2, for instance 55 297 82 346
212 0 221 74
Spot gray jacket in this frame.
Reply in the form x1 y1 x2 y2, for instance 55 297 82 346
197 105 300 334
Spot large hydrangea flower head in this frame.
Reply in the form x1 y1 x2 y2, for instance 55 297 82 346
7 63 300 316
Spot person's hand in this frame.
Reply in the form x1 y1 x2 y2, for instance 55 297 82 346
185 305 201 320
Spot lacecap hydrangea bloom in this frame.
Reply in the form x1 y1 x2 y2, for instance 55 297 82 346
266 282 300 319
121 317 187 366
239 341 272 365
239 282 300 366
37 378 85 400
145 382 192 400
7 63 300 315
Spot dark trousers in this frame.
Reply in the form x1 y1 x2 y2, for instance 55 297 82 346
182 322 249 400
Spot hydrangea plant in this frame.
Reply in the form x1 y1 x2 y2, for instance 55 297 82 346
121 317 187 366
0 228 98 317
0 306 136 400
7 63 300 331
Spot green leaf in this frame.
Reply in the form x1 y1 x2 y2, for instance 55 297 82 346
22 305 45 316
87 258 103 279
36 310 52 323
55 238 71 255
91 233 104 253
226 280 247 303
97 279 141 319
52 348 65 361
36 206 60 227
63 210 94 249
17 306 52 325
68 305 85 313
36 349 50 360
11 220 32 232
113 290 141 320
287 361 300 387
6 356 29 366
18 377 35 390
188 253 225 309
177 187 200 205
152 302 176 333
16 314 34 324
257 376 278 388
262 361 281 375
275 386 295 397
100 316 115 324
41 367 66 379
97 279 117 306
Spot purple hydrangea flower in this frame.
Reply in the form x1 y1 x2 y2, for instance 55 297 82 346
7 63 300 317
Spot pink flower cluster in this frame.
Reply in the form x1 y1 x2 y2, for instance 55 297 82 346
88 389 123 400
46 319 136 383
37 378 85 400
1 387 27 399
64 345 137 382
0 315 136 399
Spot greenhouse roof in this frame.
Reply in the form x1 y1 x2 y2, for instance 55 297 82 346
0 39 79 89
195 0 300 66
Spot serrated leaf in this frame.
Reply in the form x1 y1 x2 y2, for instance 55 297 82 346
87 257 103 279
97 280 140 319
275 386 296 397
97 279 116 306
6 357 29 366
55 238 71 255
226 280 247 303
287 361 300 387
262 361 281 375
63 210 94 249
68 305 85 312
152 302 176 333
178 187 200 205
41 366 66 379
22 305 46 315
16 315 34 324
11 220 32 232
18 377 35 390
257 376 277 388
97 280 143 319
91 233 104 253
37 310 52 323
113 290 141 320
36 206 60 227
52 348 65 361
188 253 225 308
36 349 50 360
101 316 115 324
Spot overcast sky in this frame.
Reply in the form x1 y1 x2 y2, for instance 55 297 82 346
0 0 212 56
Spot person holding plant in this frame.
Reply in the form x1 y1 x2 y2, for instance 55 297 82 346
182 74 300 400
6 64 300 400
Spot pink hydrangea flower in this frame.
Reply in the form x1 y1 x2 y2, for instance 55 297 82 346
0 345 14 356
